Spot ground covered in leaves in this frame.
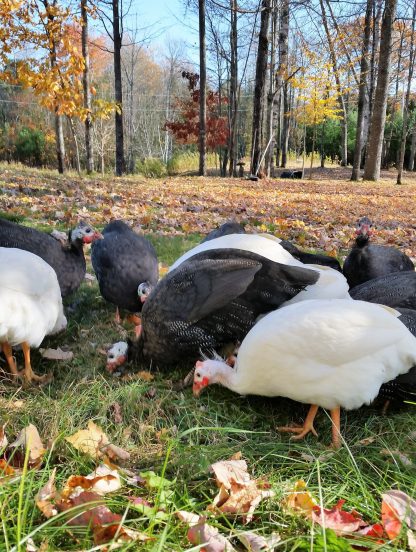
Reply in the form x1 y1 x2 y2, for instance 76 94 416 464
0 164 416 551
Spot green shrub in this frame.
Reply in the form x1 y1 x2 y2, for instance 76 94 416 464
15 127 45 166
135 157 167 178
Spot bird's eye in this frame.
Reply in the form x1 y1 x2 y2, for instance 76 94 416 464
86 228 91 233
196 372 201 378
108 354 114 360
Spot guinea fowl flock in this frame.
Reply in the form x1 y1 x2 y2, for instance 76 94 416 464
1 215 416 448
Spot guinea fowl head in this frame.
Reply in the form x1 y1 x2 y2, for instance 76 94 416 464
355 217 373 239
106 341 129 374
137 281 153 303
193 358 229 397
70 222 103 245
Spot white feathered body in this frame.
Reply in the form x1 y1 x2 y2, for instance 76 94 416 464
170 233 349 302
0 247 67 347
225 299 416 410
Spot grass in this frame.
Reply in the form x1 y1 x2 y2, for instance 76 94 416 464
0 167 416 550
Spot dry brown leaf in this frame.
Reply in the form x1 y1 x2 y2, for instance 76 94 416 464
110 402 123 424
176 510 201 526
62 464 122 498
10 424 46 465
26 537 37 552
187 516 236 551
380 449 413 466
100 442 130 463
237 531 281 551
39 347 74 361
0 423 8 448
282 480 317 517
36 468 58 518
65 421 109 460
408 529 416 551
210 457 251 489
356 436 376 446
0 458 15 476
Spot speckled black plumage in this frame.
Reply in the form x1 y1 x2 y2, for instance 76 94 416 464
378 308 416 403
91 220 159 312
131 248 319 367
0 217 90 297
343 227 414 289
350 271 416 309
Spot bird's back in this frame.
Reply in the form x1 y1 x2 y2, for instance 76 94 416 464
235 299 416 410
0 248 67 347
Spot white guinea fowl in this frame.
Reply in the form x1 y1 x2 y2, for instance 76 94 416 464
170 233 349 303
192 299 416 447
0 247 67 384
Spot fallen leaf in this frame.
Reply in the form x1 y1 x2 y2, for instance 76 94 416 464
100 442 130 463
84 273 96 282
380 449 413 466
65 421 109 460
187 516 236 551
237 530 281 550
381 490 416 539
0 458 15 476
110 402 123 424
356 436 376 446
408 529 416 551
36 469 58 518
282 480 317 516
312 499 366 534
210 456 251 489
176 510 201 526
39 347 73 361
0 424 8 448
10 424 45 466
357 523 384 539
26 537 37 552
139 470 174 489
93 524 150 546
62 464 122 498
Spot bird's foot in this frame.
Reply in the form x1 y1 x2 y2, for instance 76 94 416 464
19 369 53 387
278 423 318 440
115 307 121 324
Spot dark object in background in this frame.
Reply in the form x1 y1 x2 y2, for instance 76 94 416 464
280 170 303 179
349 271 416 309
202 221 245 243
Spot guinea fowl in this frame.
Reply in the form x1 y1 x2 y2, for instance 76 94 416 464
170 233 349 302
343 216 414 289
106 248 319 371
91 220 158 327
202 225 341 271
0 247 67 384
0 217 101 297
378 307 416 407
192 299 416 448
349 271 416 309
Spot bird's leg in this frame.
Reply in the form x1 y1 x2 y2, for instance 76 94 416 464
134 323 142 338
115 307 121 324
1 342 19 377
330 407 341 449
21 342 52 385
278 404 319 440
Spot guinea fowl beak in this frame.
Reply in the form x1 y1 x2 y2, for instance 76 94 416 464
106 355 126 374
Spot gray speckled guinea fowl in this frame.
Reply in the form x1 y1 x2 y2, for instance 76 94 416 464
91 220 159 313
0 217 101 297
130 248 319 367
343 217 414 289
349 271 416 309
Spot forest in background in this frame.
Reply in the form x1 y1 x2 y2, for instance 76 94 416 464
0 0 415 183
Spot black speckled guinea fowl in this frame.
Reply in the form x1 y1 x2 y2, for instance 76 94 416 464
378 308 416 405
349 271 416 309
343 217 414 289
127 248 319 368
0 217 101 297
91 220 159 314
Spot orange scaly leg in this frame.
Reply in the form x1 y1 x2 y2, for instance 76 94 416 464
1 342 19 377
21 342 52 385
278 404 319 440
330 407 341 449
115 307 121 324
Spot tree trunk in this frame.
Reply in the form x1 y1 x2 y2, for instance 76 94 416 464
112 0 125 176
363 0 398 181
320 0 347 166
351 0 372 181
54 112 65 174
81 0 93 173
281 82 290 167
265 0 277 176
279 0 289 168
397 0 416 184
228 0 238 176
251 0 271 176
68 116 81 174
198 0 207 176
408 128 416 170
